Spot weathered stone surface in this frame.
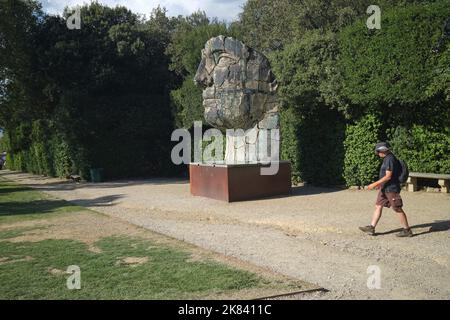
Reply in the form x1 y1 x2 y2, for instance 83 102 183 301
224 37 244 58
194 36 281 163
228 64 242 82
258 113 280 130
210 35 225 52
246 63 261 81
202 87 215 100
213 66 228 87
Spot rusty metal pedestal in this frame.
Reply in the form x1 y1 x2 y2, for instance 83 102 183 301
189 161 291 202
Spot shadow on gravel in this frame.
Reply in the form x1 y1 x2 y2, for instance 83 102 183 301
1 170 188 192
375 220 450 237
291 185 342 196
231 185 342 203
69 194 124 207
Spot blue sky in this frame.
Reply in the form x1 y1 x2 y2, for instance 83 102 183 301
40 0 246 22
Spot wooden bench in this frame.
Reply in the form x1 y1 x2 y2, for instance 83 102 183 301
406 172 450 193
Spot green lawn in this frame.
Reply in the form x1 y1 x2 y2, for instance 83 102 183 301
0 177 309 299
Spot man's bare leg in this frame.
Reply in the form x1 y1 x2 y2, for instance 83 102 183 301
360 205 383 234
395 209 413 237
370 205 383 227
396 209 410 229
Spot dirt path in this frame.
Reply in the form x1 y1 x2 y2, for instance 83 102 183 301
1 170 449 299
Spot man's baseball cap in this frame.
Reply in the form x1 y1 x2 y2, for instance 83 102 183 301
375 142 391 153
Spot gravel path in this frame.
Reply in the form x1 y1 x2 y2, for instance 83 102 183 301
2 170 449 299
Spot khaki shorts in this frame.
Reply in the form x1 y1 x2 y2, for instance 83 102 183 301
376 190 403 212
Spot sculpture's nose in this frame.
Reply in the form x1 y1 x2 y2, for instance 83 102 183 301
194 57 211 88
193 72 205 87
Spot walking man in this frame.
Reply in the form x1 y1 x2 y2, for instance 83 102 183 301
359 142 413 237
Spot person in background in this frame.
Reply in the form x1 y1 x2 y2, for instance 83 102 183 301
359 142 413 237
0 152 6 169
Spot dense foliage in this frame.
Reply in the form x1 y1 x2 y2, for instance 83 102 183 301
338 0 450 117
1 0 448 185
337 0 450 185
388 126 450 174
1 2 178 179
259 0 449 185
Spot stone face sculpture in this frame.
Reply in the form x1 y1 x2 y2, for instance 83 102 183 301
194 36 280 163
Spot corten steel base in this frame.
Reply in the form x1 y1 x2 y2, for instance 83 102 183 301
189 161 291 202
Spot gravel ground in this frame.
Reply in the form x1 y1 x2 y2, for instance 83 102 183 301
2 170 449 299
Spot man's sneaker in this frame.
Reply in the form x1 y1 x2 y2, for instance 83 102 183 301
396 228 413 237
359 225 375 235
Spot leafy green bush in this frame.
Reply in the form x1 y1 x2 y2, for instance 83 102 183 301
344 114 382 187
388 126 450 174
30 120 54 176
2 122 74 177
2 133 24 172
49 134 73 178
9 151 26 172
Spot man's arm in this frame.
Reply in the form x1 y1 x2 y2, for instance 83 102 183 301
368 170 392 190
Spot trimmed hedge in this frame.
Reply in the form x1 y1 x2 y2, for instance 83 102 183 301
280 107 302 184
281 105 345 185
343 114 382 187
338 0 450 110
388 126 450 174
3 120 75 178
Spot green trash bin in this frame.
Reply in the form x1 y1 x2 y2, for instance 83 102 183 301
89 168 104 183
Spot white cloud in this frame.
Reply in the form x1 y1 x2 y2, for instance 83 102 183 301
39 0 245 21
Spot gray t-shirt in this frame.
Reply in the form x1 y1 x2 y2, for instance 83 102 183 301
379 153 401 193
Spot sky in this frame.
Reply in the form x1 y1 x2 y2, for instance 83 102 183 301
39 0 246 22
